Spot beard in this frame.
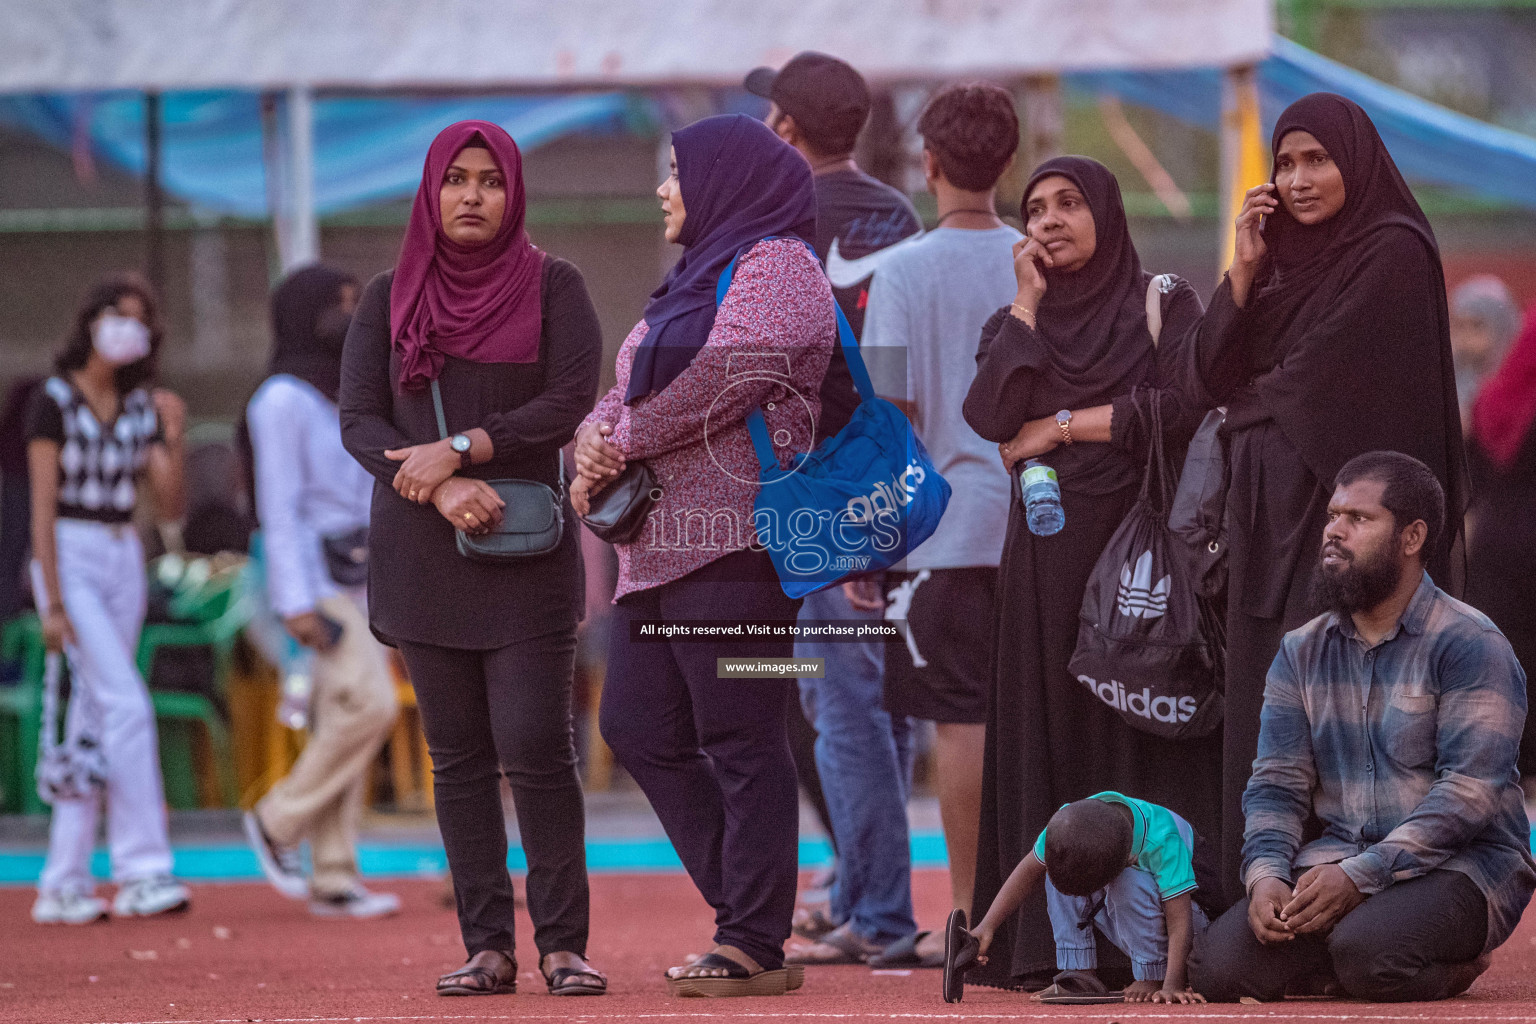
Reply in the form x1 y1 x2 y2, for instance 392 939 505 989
1309 538 1404 615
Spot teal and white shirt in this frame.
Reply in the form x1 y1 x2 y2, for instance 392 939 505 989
1033 790 1198 901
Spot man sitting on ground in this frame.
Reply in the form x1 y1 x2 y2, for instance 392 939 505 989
1192 451 1534 1002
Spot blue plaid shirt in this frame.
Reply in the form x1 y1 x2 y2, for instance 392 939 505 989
1243 571 1535 952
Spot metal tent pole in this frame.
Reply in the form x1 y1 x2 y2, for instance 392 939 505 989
1219 64 1267 276
144 91 165 299
282 84 319 271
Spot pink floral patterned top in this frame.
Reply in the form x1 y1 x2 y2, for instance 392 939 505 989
584 238 836 600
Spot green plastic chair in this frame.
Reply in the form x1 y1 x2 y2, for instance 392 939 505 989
135 564 255 809
152 690 235 809
0 616 45 814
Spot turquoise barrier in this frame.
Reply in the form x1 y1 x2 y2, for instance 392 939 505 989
0 831 952 885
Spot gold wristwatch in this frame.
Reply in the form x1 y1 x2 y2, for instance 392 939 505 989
1056 409 1074 445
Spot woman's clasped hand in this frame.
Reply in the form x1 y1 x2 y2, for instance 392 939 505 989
571 419 625 516
385 437 460 504
432 477 505 535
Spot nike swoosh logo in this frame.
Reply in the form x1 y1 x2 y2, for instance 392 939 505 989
825 231 924 290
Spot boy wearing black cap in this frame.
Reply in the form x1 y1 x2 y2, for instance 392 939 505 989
745 51 926 969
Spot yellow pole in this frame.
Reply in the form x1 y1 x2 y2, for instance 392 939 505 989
1219 65 1267 274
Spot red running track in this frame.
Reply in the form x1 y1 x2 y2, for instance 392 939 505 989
4 868 1536 1023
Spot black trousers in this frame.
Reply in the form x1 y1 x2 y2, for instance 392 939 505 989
1190 869 1488 1002
599 550 803 970
398 628 589 960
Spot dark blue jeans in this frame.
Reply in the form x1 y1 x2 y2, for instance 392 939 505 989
599 549 803 970
795 585 916 945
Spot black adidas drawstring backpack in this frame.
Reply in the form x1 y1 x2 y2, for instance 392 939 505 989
1067 389 1224 741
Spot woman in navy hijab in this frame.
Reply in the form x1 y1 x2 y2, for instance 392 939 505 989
574 114 837 996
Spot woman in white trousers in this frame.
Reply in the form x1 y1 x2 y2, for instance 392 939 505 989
26 273 190 924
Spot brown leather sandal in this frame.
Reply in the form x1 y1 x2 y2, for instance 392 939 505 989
665 944 797 998
437 950 516 996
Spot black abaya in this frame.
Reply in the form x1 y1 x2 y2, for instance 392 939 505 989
1185 95 1468 903
964 158 1222 989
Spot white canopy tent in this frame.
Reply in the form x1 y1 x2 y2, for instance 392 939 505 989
0 0 1274 270
2 0 1272 91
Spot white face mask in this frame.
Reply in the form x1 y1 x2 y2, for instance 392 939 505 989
91 313 152 365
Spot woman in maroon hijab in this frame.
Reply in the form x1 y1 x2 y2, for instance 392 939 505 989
1467 306 1536 787
338 121 605 996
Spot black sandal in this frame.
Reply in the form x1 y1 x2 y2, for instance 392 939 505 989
942 909 982 1003
541 953 607 996
437 950 516 996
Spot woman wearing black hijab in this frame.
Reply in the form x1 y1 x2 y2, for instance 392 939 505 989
962 157 1218 991
1184 93 1467 902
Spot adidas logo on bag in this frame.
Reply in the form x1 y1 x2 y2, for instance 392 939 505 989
1076 673 1199 724
1116 550 1170 619
844 461 926 526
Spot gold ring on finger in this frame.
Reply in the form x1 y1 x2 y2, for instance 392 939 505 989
464 512 477 524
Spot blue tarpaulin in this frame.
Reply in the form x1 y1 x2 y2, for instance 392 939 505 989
3 37 1535 216
1070 36 1536 209
0 92 644 216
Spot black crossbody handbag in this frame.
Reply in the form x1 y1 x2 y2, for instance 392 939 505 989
430 379 564 561
578 461 659 544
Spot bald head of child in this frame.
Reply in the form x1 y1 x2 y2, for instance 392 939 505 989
1043 799 1136 897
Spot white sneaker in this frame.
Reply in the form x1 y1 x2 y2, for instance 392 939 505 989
243 810 307 899
32 888 109 925
113 875 191 918
308 884 401 920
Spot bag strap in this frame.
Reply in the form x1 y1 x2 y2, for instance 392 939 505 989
430 379 449 440
1136 277 1176 512
1145 274 1170 347
430 377 565 494
718 237 866 471
1134 387 1177 515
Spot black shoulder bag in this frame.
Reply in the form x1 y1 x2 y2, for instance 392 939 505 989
1168 406 1229 599
430 379 564 561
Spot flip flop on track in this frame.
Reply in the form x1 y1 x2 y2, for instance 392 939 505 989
1034 968 1124 1004
942 909 982 1003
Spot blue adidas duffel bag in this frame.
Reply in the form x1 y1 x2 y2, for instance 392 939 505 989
716 239 951 598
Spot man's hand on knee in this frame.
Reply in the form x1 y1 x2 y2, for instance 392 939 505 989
1248 877 1296 944
1283 864 1365 935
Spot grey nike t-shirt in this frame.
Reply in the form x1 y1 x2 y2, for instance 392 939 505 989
861 224 1021 571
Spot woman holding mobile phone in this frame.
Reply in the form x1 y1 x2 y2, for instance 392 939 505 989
962 157 1217 992
27 273 190 924
243 265 401 920
1179 93 1467 901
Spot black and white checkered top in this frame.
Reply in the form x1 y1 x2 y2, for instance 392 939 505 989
25 376 161 523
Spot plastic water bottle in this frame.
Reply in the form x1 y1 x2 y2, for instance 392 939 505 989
277 649 314 731
1021 459 1065 537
